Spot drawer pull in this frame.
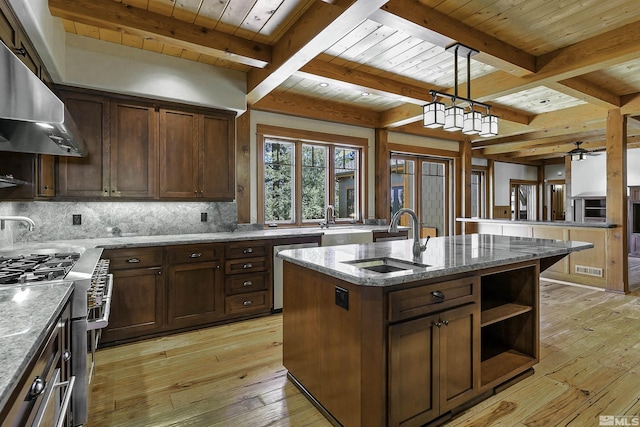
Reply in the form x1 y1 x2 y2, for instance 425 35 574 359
243 263 253 269
243 300 253 306
243 248 253 254
29 377 46 399
431 290 445 301
126 258 141 263
243 281 253 287
190 253 202 258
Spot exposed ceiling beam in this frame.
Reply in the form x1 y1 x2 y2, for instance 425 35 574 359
547 77 621 109
48 0 271 68
469 21 640 102
252 90 380 128
480 130 605 156
373 0 536 76
246 0 389 104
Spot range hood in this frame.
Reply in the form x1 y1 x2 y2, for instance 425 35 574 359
0 42 86 157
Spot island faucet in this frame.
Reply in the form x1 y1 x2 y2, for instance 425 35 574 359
389 208 429 258
320 205 335 228
0 216 36 231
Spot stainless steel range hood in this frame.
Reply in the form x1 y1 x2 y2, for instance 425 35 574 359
0 42 86 157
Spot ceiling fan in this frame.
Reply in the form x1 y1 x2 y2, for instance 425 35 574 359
566 141 601 161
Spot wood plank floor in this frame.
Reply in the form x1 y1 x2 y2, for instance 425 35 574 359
87 280 640 427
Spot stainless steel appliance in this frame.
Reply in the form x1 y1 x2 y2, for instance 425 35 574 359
272 242 319 311
0 247 112 426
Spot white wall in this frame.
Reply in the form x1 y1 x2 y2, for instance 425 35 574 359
494 162 538 206
571 148 640 196
64 35 246 113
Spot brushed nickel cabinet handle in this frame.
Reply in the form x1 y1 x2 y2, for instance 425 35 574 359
243 281 253 287
126 258 140 263
243 300 253 306
243 248 253 254
190 253 202 258
243 263 253 269
432 290 444 301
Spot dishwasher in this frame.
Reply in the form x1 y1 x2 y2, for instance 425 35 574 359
273 242 319 311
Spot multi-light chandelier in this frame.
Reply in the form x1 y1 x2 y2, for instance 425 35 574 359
423 43 498 137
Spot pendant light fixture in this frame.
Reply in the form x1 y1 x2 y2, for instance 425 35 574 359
423 43 498 137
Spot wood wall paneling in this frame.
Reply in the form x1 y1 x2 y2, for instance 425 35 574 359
374 128 390 222
236 109 251 223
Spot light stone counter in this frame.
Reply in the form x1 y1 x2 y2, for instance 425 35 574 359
0 281 74 412
0 225 396 252
276 234 594 287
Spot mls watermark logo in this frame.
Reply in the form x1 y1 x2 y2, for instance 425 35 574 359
600 415 640 426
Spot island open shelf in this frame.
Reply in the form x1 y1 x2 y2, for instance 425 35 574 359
480 262 539 388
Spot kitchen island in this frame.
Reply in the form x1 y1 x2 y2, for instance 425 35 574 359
277 234 593 427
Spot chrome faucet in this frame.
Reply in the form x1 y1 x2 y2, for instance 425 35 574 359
320 205 335 228
0 216 36 231
389 208 429 258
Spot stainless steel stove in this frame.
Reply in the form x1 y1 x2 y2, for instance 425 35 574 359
0 247 111 426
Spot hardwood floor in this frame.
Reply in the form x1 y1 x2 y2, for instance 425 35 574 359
88 280 640 426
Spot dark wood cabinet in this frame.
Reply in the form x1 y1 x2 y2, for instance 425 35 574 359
36 155 55 197
100 247 165 344
388 278 480 427
200 113 235 199
224 240 272 318
110 101 158 198
158 109 199 198
159 109 235 200
166 244 224 328
57 91 109 198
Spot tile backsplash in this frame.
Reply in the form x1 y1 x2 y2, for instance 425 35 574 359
0 201 238 245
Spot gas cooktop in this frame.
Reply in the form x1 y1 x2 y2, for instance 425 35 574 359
0 252 81 285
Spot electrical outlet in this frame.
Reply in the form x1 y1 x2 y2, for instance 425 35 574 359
335 286 349 310
201 212 208 222
72 214 82 225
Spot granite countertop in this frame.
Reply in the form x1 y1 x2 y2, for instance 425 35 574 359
1 225 396 252
0 281 74 412
276 234 594 287
456 217 617 229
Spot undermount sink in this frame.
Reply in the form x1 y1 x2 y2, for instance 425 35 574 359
342 257 430 273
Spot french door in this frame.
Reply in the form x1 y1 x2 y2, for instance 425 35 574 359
390 154 451 237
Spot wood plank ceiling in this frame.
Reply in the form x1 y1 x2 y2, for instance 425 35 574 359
48 0 640 164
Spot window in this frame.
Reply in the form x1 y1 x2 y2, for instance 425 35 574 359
471 169 486 218
258 126 365 226
510 180 537 220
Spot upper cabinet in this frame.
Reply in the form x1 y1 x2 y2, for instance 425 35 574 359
57 88 235 201
159 109 235 200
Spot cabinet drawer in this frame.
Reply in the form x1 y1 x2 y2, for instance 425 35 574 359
225 241 268 259
167 244 222 264
104 247 164 270
225 257 268 275
225 272 269 295
389 276 479 322
225 291 269 315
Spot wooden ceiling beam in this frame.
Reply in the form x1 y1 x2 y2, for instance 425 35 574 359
547 77 621 109
468 22 640 102
373 0 536 76
48 0 271 68
252 90 380 128
246 0 389 104
480 130 606 155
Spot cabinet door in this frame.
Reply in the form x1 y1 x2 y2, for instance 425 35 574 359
167 261 224 328
200 113 235 199
101 267 164 344
110 102 158 198
388 313 440 427
58 91 109 197
159 109 198 198
36 155 55 197
439 303 480 412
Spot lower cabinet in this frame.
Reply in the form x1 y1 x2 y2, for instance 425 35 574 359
100 247 165 344
388 303 480 427
166 244 224 328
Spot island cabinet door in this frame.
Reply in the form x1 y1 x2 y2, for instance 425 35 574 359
438 303 480 412
388 313 440 427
